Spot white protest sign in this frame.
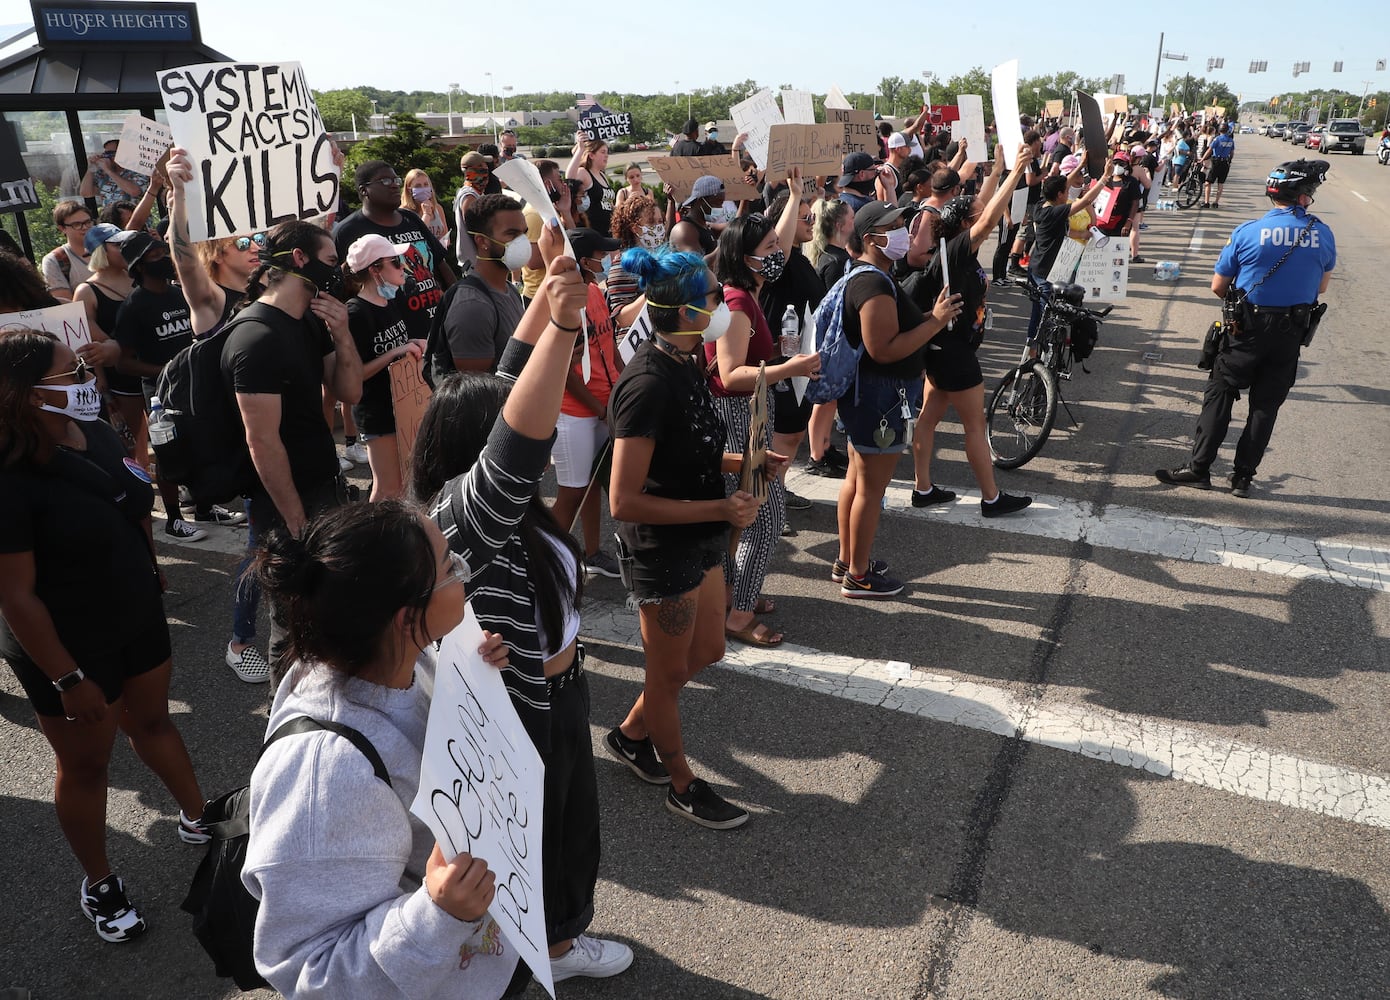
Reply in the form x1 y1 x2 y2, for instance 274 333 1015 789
411 607 553 998
618 302 654 364
824 84 853 111
1047 237 1086 284
780 89 816 124
1009 187 1028 228
992 59 1024 168
157 62 340 241
953 95 988 165
730 89 784 170
494 158 575 259
0 301 91 350
114 114 173 177
1075 240 1129 302
791 302 816 405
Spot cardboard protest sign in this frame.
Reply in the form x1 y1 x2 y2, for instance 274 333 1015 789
780 89 816 124
992 60 1024 167
765 123 844 179
411 607 554 998
388 353 431 485
0 114 40 213
1075 91 1108 177
953 95 988 165
730 89 784 170
1100 95 1128 116
115 114 173 176
824 84 853 111
1044 99 1065 118
1075 240 1128 302
577 110 632 142
157 61 340 241
1047 237 1086 284
0 301 91 350
618 302 654 364
828 108 875 157
729 364 769 559
648 156 758 202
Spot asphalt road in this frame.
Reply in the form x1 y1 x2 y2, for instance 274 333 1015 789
2 138 1387 1000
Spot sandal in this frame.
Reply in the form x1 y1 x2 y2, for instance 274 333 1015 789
725 621 784 648
753 597 776 615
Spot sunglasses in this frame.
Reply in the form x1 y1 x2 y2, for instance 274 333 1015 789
39 356 95 383
375 256 405 270
234 232 268 251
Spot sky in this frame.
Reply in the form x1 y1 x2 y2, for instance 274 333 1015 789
2 0 1385 106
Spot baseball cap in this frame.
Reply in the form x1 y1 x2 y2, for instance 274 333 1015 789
682 175 725 206
346 233 413 273
1059 153 1083 174
682 117 699 135
83 222 124 254
887 132 908 150
930 168 962 192
461 151 489 172
705 121 719 133
120 231 158 267
566 227 621 260
838 152 876 187
853 201 908 238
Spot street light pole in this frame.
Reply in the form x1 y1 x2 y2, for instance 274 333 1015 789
485 72 497 143
1149 31 1164 113
448 82 459 137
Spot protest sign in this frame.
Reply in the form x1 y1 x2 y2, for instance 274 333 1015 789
791 302 815 405
953 95 987 164
828 108 875 156
618 302 654 364
780 89 816 125
577 110 632 142
1075 240 1128 302
494 159 575 258
1047 237 1086 284
388 353 431 485
411 607 553 998
730 89 784 170
157 61 340 241
115 114 173 176
1010 187 1028 229
824 84 853 111
1075 91 1108 177
992 60 1024 167
648 156 758 202
0 114 39 213
765 123 844 179
0 301 91 350
1100 94 1128 116
1044 99 1065 118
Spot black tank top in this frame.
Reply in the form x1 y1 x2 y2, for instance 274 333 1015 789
586 167 615 236
85 281 141 395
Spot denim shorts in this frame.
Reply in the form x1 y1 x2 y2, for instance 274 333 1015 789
838 370 924 455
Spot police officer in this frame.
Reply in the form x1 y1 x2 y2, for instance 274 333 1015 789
1156 159 1335 499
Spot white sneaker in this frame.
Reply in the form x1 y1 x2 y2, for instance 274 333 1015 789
337 454 354 473
345 442 369 465
226 642 271 684
550 935 634 982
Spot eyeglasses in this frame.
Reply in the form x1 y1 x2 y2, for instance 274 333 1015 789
684 284 725 315
61 218 94 229
234 232 268 251
431 550 468 593
38 357 95 384
369 176 403 187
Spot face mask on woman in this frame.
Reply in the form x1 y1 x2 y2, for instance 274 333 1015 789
686 300 732 343
873 227 911 261
38 380 102 421
637 223 666 249
377 281 400 301
748 248 786 283
410 186 433 202
577 194 591 214
1068 186 1083 201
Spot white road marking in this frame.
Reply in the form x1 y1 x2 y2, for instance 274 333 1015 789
1352 190 1369 203
582 601 1390 831
1187 227 1205 252
785 472 1390 593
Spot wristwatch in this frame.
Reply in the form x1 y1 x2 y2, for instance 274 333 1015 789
52 669 85 693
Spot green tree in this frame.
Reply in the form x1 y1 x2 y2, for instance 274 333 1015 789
941 67 993 125
877 75 907 117
342 114 460 213
314 89 373 133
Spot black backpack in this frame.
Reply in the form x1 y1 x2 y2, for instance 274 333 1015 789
152 309 261 506
422 273 500 389
181 717 390 992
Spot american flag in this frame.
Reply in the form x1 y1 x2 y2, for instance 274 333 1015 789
576 94 597 110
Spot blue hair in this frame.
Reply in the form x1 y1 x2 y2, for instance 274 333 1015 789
619 246 712 332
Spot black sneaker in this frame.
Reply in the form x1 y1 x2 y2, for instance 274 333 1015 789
783 490 812 511
164 518 208 542
193 504 247 525
1230 474 1252 499
1155 465 1212 489
803 457 845 479
830 557 889 584
665 779 748 830
840 570 904 599
981 492 1032 518
911 485 957 507
823 444 850 470
605 727 670 785
80 874 146 943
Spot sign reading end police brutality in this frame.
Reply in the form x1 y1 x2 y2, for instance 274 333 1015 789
157 62 339 241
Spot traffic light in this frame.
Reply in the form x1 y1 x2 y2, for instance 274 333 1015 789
1372 98 1379 108
1271 96 1280 106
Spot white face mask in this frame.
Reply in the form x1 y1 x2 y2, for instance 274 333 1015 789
1068 186 1083 201
1113 166 1128 178
38 380 102 421
476 232 532 270
694 301 733 343
637 223 666 249
873 227 911 261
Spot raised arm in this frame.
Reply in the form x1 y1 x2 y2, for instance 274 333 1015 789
166 147 227 335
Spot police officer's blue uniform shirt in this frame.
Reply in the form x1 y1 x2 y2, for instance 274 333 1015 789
1211 133 1235 159
1214 205 1335 306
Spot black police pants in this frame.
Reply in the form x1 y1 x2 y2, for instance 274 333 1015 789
1190 321 1303 478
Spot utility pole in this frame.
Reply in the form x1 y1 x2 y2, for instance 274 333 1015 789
1356 80 1373 118
1149 32 1164 112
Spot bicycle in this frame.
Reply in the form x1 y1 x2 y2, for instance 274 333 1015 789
985 278 1113 469
1174 164 1205 209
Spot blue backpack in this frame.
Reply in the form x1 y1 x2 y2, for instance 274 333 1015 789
805 263 897 405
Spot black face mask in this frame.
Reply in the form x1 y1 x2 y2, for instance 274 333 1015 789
141 257 176 282
847 178 876 196
297 256 346 300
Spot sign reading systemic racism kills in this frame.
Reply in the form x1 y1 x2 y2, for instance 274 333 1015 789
0 114 40 213
157 62 339 241
827 108 875 156
765 123 844 179
577 110 632 142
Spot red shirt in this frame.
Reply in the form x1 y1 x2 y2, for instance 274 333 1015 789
704 285 773 398
560 282 622 417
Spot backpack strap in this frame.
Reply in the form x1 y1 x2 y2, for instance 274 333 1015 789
422 272 504 386
54 245 71 282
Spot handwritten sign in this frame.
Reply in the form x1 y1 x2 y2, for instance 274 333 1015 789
1075 91 1107 177
992 59 1024 168
828 108 875 156
411 608 553 998
729 364 769 559
618 302 654 364
1075 242 1128 302
648 156 758 202
1047 236 1086 284
780 89 816 125
1100 95 1128 116
0 301 92 349
157 61 340 241
0 114 39 213
765 123 843 179
953 95 987 164
577 111 632 142
824 84 853 111
115 114 173 177
1044 99 1065 118
388 353 432 485
730 88 784 170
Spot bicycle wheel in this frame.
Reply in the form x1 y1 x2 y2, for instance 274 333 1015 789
1177 171 1203 208
986 360 1059 469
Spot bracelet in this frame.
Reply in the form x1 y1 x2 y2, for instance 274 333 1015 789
550 319 582 334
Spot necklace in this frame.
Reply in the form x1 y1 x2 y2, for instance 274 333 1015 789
651 333 698 362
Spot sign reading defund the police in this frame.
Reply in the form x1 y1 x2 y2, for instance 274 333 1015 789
157 62 339 241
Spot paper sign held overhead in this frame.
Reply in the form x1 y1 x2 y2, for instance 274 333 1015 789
494 159 575 259
0 301 91 350
157 61 340 241
780 89 816 124
577 111 632 142
115 114 173 176
991 60 1024 168
1044 99 1065 118
824 84 853 111
765 124 844 179
730 89 784 170
648 156 758 202
953 95 987 165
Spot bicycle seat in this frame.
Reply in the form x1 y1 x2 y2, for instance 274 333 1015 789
1057 283 1087 306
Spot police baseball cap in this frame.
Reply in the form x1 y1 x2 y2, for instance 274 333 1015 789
853 201 908 238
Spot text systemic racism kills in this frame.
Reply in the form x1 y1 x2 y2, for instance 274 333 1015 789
159 64 338 237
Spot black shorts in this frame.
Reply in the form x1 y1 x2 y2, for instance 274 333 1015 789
628 535 726 602
923 344 984 392
104 366 144 397
7 610 172 718
1207 158 1232 184
771 380 812 434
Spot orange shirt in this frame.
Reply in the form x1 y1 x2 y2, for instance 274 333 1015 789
560 282 622 417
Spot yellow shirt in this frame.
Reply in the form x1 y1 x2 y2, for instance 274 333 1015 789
520 205 545 300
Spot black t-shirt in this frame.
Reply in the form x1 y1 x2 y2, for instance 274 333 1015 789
815 245 851 289
843 265 925 378
1025 156 1045 207
671 138 703 157
0 420 160 668
220 302 338 498
334 209 451 339
1030 202 1072 278
698 139 727 156
347 296 412 435
112 284 193 394
608 341 728 553
760 247 827 359
1048 143 1073 169
911 231 989 350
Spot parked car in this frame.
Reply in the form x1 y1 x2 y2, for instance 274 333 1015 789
1289 123 1313 144
1305 126 1326 151
1268 122 1289 138
1240 125 1256 134
1323 118 1367 154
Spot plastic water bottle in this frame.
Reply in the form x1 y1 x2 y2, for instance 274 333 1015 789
780 304 800 357
1153 261 1180 282
148 395 176 447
